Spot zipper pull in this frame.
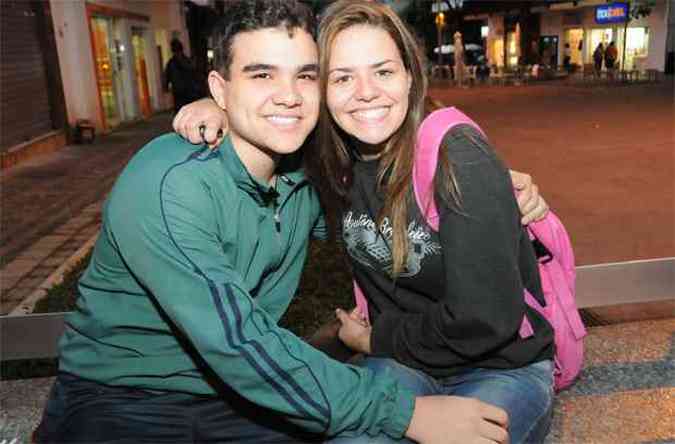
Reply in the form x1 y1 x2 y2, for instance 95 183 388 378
274 211 281 233
279 174 295 186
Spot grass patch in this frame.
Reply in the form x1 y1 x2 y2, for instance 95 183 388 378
30 241 351 337
5 239 352 379
1 358 59 380
32 252 92 314
280 240 353 338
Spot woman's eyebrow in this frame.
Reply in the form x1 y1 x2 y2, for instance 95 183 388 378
328 59 398 74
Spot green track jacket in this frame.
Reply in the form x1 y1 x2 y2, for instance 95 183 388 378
58 134 414 438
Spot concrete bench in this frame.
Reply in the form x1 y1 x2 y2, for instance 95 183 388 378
2 259 673 442
2 318 673 443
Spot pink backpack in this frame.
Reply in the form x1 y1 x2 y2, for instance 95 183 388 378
354 107 586 391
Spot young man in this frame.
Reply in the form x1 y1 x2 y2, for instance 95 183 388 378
35 2 515 443
163 39 199 114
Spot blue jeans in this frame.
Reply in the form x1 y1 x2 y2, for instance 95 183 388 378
34 372 323 443
329 358 554 444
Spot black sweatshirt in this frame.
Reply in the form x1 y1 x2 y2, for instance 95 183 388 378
342 129 554 378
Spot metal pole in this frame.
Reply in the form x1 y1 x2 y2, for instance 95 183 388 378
622 1 631 71
437 0 443 66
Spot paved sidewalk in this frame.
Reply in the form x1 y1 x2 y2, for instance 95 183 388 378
2 83 673 313
1 113 173 314
429 80 674 266
3 318 672 443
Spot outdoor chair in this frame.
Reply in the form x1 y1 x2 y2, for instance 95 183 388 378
619 69 639 83
464 65 477 86
431 64 452 80
502 68 518 86
645 69 660 82
582 64 596 82
488 66 504 86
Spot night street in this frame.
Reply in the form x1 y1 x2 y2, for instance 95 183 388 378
1 82 673 315
429 80 674 265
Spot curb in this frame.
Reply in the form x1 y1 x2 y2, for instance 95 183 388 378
8 233 98 316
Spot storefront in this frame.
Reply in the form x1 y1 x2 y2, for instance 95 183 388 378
85 4 157 131
49 0 188 134
482 0 668 72
540 0 668 72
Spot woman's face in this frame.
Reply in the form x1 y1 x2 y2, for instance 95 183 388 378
325 25 412 150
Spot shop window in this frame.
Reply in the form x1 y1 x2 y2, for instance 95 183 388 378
90 16 120 129
564 28 584 66
507 31 519 67
132 31 152 118
490 37 504 67
625 27 649 70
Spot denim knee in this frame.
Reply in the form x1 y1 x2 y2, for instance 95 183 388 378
324 358 436 444
444 360 555 444
356 357 439 396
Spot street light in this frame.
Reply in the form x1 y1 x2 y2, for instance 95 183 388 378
435 1 447 66
448 0 463 9
433 0 464 68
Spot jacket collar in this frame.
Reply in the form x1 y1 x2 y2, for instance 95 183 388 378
219 136 306 206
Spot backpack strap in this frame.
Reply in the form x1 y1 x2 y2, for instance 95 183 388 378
529 214 587 340
412 107 579 342
352 107 484 323
414 107 486 232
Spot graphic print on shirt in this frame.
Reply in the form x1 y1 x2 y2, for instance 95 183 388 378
342 211 441 277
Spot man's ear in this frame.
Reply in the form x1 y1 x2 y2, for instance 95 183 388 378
208 71 228 110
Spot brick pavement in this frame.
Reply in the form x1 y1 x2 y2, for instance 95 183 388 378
428 80 674 265
1 83 673 314
1 203 101 314
1 113 173 314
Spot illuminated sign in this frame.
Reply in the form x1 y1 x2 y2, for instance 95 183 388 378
595 2 629 24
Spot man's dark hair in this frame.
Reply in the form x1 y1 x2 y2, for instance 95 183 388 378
211 0 316 79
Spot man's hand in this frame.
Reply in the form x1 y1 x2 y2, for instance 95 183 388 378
406 396 509 444
509 170 549 225
172 98 227 146
336 308 371 354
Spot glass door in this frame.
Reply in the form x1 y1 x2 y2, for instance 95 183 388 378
624 27 649 70
90 16 120 129
588 28 613 64
131 29 152 118
539 35 559 67
506 26 520 68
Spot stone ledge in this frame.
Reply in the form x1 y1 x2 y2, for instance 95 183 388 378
1 131 67 170
1 318 672 443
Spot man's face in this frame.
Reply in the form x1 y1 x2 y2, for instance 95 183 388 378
210 27 319 160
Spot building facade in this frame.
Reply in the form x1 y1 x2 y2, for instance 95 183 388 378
483 0 670 72
667 0 674 73
1 1 67 164
49 0 190 134
1 0 191 164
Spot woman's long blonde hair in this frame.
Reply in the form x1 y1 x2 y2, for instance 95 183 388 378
305 0 470 278
305 0 457 277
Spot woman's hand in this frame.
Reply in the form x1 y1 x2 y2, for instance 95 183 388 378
336 307 371 354
172 98 227 147
509 170 549 225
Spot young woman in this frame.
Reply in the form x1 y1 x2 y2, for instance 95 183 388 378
175 2 555 443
